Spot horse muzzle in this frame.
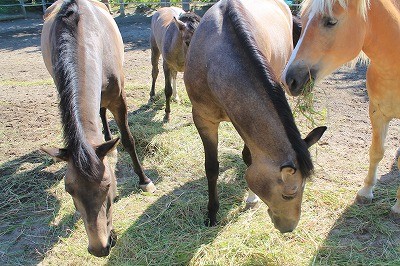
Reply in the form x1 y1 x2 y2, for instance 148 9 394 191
284 64 318 97
267 208 299 233
87 229 117 257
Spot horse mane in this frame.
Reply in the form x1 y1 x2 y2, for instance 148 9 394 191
51 0 102 182
225 0 314 178
178 12 201 32
301 0 370 20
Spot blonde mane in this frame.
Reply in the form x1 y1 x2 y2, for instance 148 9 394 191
301 0 370 20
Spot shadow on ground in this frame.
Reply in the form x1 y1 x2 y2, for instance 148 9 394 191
107 151 250 265
311 149 400 264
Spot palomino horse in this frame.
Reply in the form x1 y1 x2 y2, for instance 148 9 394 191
150 7 201 121
41 0 155 256
282 0 400 219
184 0 326 233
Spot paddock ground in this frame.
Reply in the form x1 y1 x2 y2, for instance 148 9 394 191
0 10 399 265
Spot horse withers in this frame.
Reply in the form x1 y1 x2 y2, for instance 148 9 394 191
40 0 155 256
184 0 326 233
150 7 201 122
282 0 400 220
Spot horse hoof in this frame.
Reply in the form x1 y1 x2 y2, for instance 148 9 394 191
163 114 170 123
148 97 155 105
204 218 217 227
139 182 156 193
355 194 373 205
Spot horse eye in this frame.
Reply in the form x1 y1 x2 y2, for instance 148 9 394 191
324 17 338 27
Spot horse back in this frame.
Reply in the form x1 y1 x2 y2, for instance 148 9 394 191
185 0 293 108
42 0 123 79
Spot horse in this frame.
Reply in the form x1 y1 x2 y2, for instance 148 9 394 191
184 0 326 233
282 0 400 220
40 0 155 256
150 7 201 122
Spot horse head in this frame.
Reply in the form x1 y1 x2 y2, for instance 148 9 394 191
41 138 120 257
245 127 326 233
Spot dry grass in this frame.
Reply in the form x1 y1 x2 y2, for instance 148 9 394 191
1 14 399 266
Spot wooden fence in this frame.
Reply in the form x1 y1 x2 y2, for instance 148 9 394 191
0 0 299 20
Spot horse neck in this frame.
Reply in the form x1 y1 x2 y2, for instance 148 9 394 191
363 0 400 71
225 79 296 163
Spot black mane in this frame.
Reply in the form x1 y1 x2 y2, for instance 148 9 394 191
51 0 101 182
225 0 314 178
178 12 201 32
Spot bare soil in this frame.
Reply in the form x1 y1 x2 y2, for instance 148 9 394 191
0 11 399 264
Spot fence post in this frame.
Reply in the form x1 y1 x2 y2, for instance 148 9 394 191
160 0 170 7
182 0 190 11
18 0 26 18
119 0 125 16
42 0 46 13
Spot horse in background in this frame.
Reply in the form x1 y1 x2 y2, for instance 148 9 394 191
184 0 326 233
41 0 155 256
150 7 201 122
282 0 400 220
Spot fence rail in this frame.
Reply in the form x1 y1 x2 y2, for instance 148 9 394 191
0 0 300 20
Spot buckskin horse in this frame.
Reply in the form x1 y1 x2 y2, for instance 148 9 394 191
283 0 400 219
150 7 201 122
184 0 326 233
40 0 155 256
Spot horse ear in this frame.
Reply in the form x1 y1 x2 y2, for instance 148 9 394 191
41 147 69 162
96 137 120 158
173 17 186 31
304 126 327 148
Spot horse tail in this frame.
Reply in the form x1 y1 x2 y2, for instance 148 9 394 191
225 0 314 178
52 0 102 182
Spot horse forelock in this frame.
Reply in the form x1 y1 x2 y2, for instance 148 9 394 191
226 0 313 178
301 0 370 19
53 0 102 183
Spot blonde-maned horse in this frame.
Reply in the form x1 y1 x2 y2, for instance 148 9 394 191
282 0 400 219
41 0 155 256
184 0 326 233
150 7 201 122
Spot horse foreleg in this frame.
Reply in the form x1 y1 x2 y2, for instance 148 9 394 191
100 107 112 141
242 144 259 208
356 102 389 204
163 61 173 122
110 92 155 192
149 39 160 104
171 70 180 103
194 111 220 226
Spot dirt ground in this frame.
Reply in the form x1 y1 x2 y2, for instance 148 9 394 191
0 9 399 265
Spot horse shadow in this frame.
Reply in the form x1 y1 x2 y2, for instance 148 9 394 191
0 150 77 265
106 152 252 265
311 149 400 264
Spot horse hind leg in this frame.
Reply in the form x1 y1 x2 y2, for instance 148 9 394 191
149 38 160 104
109 80 155 192
242 145 259 209
194 111 220 226
356 103 389 204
